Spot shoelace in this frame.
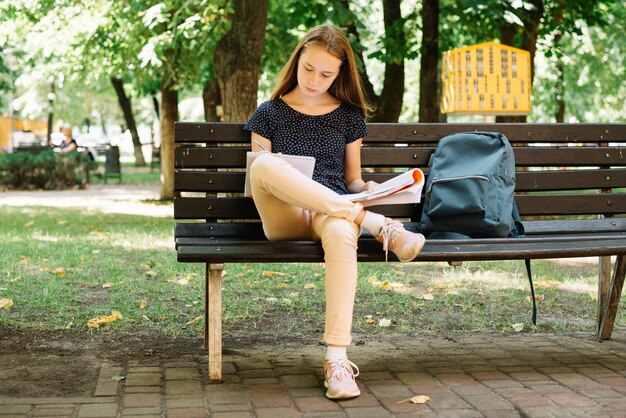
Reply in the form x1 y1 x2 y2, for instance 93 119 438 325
379 221 401 262
326 358 360 382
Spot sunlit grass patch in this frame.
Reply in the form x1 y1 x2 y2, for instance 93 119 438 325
1 204 623 340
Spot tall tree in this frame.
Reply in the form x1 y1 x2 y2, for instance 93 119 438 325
496 0 544 122
341 0 415 122
447 0 617 122
214 0 269 122
419 0 440 122
111 77 147 166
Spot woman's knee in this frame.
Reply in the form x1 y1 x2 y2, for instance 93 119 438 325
250 153 278 179
318 217 359 249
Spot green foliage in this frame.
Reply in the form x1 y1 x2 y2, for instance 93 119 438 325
0 150 96 190
0 51 14 112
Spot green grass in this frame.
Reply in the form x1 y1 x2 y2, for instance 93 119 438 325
89 164 161 185
1 204 623 339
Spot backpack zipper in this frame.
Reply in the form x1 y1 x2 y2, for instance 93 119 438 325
426 175 490 206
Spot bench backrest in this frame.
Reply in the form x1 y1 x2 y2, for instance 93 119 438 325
174 123 626 226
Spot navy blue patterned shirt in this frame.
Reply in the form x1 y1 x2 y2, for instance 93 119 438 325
244 98 368 195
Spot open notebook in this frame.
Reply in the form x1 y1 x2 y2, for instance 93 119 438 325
244 152 316 197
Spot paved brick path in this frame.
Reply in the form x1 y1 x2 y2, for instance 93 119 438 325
2 332 626 417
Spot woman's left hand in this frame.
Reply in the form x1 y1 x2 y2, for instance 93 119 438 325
362 181 378 193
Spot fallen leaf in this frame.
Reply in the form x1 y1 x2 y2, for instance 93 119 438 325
304 283 316 289
139 300 149 309
169 277 189 285
512 323 524 332
102 282 114 288
145 270 158 278
525 294 545 302
87 311 123 328
399 395 430 404
0 298 14 309
52 267 65 277
535 279 561 288
111 376 126 381
421 293 435 301
378 318 392 327
18 255 30 265
277 282 290 288
262 271 287 277
64 322 73 329
365 318 377 325
24 220 34 227
588 291 598 301
185 315 202 326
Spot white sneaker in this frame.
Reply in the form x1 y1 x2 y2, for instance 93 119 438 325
323 358 360 400
378 219 425 262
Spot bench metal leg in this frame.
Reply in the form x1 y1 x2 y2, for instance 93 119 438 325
597 255 626 340
205 263 223 383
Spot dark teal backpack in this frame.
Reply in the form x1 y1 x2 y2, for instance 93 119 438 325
420 132 536 324
420 131 522 239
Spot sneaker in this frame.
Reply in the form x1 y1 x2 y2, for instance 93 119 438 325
323 358 360 399
377 219 425 262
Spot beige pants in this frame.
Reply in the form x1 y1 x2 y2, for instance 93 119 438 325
250 153 364 346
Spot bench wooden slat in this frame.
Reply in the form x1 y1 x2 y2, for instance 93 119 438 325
174 169 626 193
174 194 626 219
516 194 626 216
177 233 626 250
176 122 626 144
175 146 626 169
177 237 626 263
174 218 626 239
173 197 420 220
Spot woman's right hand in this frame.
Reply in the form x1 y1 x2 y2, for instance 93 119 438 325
251 133 272 153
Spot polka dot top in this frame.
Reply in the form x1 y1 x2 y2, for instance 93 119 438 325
244 98 368 195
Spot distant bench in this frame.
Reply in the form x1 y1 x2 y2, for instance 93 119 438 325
173 122 626 382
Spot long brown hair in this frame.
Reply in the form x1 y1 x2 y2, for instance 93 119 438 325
270 24 372 119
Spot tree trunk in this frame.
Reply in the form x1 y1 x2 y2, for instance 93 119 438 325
496 0 544 123
151 91 160 120
111 78 147 166
375 0 404 122
203 79 222 122
339 2 377 107
47 83 55 145
553 8 565 123
159 85 178 200
213 0 268 122
419 0 440 122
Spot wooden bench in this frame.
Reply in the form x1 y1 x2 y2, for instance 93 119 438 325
174 122 626 382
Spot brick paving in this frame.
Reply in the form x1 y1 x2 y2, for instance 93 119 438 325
2 332 626 417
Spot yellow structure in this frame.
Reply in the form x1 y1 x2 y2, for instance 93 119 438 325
441 42 531 115
0 116 48 149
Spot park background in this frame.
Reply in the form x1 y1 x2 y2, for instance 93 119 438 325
0 0 624 200
0 0 625 340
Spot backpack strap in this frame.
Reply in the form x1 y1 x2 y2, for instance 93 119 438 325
429 221 538 326
525 259 537 326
